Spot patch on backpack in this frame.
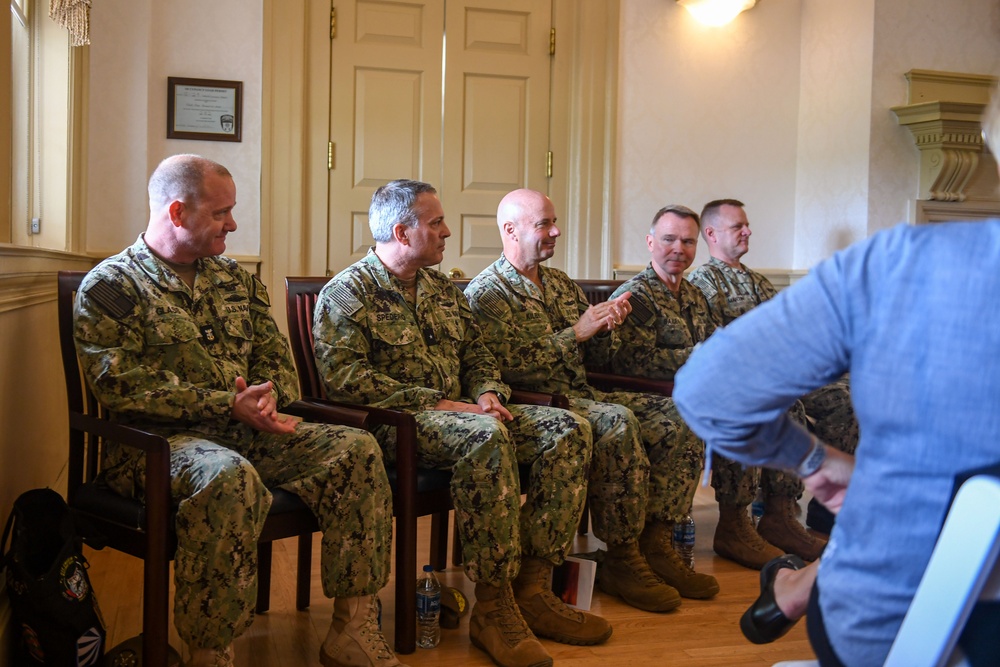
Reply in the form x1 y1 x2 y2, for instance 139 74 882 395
85 279 135 320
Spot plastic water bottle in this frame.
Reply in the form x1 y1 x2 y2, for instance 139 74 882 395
751 489 765 527
416 565 441 648
672 514 696 568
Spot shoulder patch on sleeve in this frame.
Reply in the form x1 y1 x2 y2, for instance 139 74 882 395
629 293 655 325
475 289 508 320
251 276 271 307
330 285 363 318
84 278 136 320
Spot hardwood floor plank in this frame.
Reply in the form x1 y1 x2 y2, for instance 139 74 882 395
85 486 819 666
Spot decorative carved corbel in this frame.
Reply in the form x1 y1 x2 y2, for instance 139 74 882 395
891 70 996 202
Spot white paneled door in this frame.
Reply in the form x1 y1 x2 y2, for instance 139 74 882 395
327 0 558 279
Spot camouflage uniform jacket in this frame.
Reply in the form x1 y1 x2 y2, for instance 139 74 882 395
313 250 510 411
73 235 299 443
608 264 717 380
687 256 778 325
464 255 614 400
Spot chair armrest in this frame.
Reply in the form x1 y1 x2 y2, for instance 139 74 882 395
510 389 570 410
68 412 172 541
283 399 369 429
585 371 674 396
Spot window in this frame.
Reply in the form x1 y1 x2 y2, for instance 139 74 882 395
4 0 80 250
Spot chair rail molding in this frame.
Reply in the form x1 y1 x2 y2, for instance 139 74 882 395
892 70 998 203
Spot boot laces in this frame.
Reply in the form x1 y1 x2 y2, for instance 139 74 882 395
622 549 663 586
537 587 585 621
357 598 395 661
490 590 532 645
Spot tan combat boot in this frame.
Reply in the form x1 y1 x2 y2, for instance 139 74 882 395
598 540 682 612
757 495 827 562
513 556 612 645
321 595 409 667
186 646 233 667
639 521 720 599
714 502 784 570
470 582 553 667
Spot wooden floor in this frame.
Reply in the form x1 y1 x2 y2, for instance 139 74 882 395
85 485 819 666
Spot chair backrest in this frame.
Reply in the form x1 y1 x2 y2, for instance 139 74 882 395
57 271 105 499
774 471 1000 667
285 276 332 399
883 471 1000 667
574 279 624 305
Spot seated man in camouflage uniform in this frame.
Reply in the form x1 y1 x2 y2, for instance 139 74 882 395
687 199 859 566
465 188 718 611
609 204 821 568
313 180 609 667
73 154 402 667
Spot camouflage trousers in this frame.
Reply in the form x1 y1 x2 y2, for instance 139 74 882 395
375 404 590 586
591 390 703 525
565 398 649 545
104 422 392 650
713 378 858 506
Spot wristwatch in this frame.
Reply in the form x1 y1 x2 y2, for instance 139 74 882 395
796 436 827 477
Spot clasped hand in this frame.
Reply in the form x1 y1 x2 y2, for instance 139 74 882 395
433 392 513 422
572 291 632 342
232 376 298 434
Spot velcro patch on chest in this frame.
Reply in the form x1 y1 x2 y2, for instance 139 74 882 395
85 279 136 320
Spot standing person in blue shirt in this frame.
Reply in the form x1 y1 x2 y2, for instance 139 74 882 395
673 92 1000 666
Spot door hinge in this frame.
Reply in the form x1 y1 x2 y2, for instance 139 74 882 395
328 142 335 170
546 151 553 178
549 27 556 56
330 5 337 39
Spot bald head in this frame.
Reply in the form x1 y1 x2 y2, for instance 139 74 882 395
496 189 560 272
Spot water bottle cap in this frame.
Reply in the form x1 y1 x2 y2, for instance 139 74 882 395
423 564 434 572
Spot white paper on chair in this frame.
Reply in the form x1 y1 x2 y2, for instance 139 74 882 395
551 556 597 611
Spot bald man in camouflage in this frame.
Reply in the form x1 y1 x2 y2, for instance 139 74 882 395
465 189 719 612
73 155 402 667
687 199 859 567
313 179 610 667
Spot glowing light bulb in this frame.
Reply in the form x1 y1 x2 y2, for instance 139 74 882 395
677 0 757 27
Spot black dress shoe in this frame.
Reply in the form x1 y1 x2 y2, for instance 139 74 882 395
806 497 835 535
740 554 806 644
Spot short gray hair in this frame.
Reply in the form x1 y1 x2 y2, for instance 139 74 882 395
650 204 700 233
369 180 438 243
148 154 230 210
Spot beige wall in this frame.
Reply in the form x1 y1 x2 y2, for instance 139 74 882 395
616 0 803 272
616 0 1000 273
85 0 263 259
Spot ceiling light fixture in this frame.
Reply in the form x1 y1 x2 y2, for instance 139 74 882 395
676 0 757 27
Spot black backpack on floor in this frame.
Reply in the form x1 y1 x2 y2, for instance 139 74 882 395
1 488 106 666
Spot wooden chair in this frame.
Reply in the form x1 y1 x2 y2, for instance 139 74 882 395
285 276 567 654
58 270 370 667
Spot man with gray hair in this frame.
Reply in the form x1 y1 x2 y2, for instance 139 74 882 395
73 154 401 667
313 180 609 667
688 199 859 568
